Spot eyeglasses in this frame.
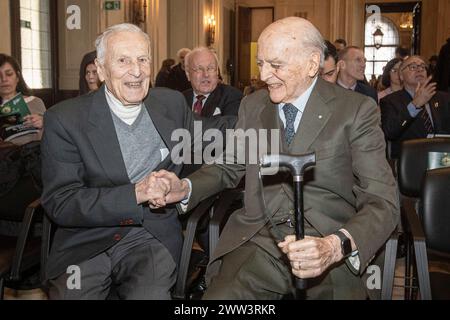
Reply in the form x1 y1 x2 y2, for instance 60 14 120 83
191 66 218 74
402 63 427 72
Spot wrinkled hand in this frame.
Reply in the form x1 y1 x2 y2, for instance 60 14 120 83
23 114 44 129
412 76 437 108
152 170 190 207
278 235 343 279
135 172 171 207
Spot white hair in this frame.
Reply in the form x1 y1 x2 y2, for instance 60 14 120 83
302 26 326 67
95 23 151 64
184 47 219 71
177 48 191 59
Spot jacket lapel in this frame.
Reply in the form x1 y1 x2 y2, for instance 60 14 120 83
183 90 194 110
259 94 280 156
290 78 334 154
202 85 221 117
429 94 443 131
86 86 130 185
145 93 177 170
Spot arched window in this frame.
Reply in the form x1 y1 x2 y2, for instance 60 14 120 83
364 16 400 79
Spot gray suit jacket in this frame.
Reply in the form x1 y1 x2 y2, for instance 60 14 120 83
41 86 235 279
186 79 399 289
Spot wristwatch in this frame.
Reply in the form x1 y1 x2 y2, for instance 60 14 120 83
334 230 352 258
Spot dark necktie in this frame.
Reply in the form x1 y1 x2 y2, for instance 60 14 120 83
283 103 298 145
420 107 434 134
193 95 205 115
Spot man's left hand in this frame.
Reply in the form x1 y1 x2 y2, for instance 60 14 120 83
278 235 343 279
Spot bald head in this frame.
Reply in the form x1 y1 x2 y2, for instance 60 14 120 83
258 17 325 66
256 17 325 104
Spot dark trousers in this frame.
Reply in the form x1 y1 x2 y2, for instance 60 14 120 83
49 228 176 300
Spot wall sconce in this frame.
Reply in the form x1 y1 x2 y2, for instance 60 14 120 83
132 0 147 26
207 15 216 46
399 13 413 29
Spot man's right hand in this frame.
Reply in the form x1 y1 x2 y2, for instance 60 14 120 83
153 170 191 206
135 172 171 206
412 76 437 108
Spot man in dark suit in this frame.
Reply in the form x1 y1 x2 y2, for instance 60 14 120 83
181 46 243 177
41 24 234 300
155 17 399 300
337 46 378 103
167 48 192 92
380 55 450 159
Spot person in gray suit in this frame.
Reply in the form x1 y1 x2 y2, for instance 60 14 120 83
41 23 235 300
154 17 399 300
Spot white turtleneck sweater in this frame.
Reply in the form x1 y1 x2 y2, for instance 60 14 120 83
104 86 143 125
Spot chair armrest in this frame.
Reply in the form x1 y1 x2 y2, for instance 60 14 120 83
209 188 244 258
402 197 432 300
9 198 41 281
381 229 399 300
173 195 217 299
402 198 425 241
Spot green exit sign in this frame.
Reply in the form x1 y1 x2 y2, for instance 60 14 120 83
20 20 31 29
105 1 121 10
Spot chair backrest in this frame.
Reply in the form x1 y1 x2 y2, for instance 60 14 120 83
398 138 450 197
421 167 450 254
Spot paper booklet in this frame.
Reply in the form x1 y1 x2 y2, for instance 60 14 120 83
0 93 37 141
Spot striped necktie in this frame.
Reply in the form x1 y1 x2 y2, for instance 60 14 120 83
421 107 434 134
193 95 205 115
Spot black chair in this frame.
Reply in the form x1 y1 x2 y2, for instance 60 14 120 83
403 167 450 299
381 138 450 299
173 187 244 300
0 199 42 299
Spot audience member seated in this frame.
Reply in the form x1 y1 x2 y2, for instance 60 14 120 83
380 55 450 159
333 38 347 52
83 58 101 95
337 46 378 103
155 58 175 87
395 46 409 60
428 55 438 80
378 58 403 102
0 54 45 146
78 51 97 95
167 48 192 92
243 75 266 96
181 46 242 177
435 38 450 94
320 40 339 83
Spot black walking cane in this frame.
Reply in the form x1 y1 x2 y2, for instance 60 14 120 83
260 152 316 297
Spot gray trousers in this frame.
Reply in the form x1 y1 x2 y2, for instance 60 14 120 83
49 228 176 300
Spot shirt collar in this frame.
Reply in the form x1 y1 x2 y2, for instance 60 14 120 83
193 91 211 101
279 77 318 113
337 79 357 91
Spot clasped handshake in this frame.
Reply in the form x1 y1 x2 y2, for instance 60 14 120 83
135 170 190 208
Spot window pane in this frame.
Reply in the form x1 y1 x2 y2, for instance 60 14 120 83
20 0 52 89
364 15 400 78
